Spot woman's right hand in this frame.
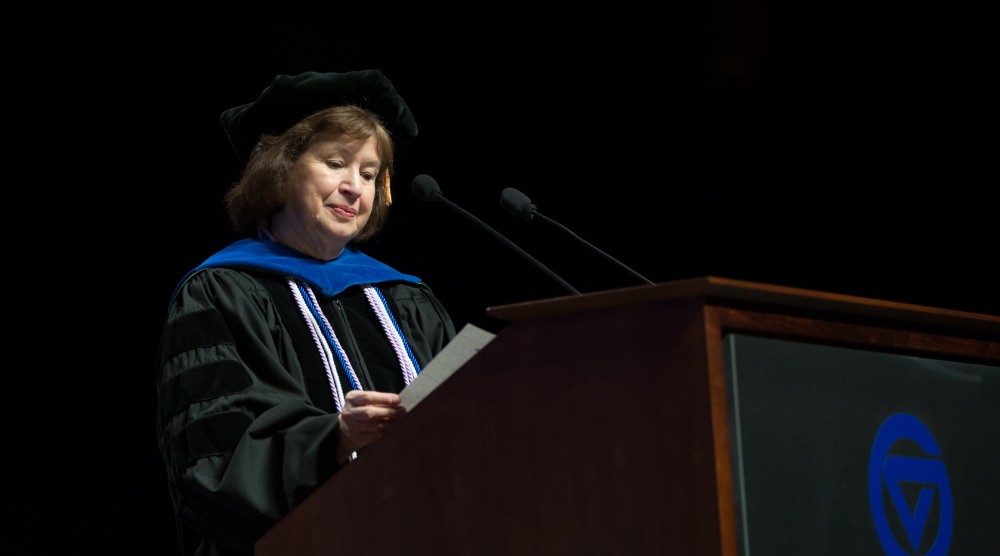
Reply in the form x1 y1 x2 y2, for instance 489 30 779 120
336 389 407 462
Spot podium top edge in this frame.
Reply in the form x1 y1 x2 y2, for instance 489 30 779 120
485 275 1000 335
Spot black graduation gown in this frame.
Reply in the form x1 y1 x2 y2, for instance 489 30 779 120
155 262 456 555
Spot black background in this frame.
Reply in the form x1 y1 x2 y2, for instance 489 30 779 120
7 3 995 554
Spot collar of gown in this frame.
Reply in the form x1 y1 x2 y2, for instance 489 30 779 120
172 238 420 303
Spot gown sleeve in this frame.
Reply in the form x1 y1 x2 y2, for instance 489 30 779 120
155 268 345 553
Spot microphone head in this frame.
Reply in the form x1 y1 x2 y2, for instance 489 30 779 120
411 174 442 202
500 187 536 221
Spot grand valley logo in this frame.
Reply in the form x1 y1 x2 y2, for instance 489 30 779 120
868 413 953 555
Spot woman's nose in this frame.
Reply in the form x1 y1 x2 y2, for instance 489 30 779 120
339 170 363 196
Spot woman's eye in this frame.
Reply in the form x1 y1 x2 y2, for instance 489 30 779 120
326 160 344 169
362 172 376 181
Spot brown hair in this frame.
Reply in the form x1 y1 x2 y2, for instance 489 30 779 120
224 104 396 243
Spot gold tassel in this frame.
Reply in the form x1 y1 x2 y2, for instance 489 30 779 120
385 169 393 206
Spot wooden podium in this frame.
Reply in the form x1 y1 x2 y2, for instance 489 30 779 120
255 276 1000 555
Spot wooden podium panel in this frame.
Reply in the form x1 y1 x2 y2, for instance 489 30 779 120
256 276 1000 555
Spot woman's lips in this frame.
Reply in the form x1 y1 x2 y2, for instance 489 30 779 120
331 205 357 218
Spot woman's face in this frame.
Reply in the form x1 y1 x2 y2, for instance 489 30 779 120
273 131 381 260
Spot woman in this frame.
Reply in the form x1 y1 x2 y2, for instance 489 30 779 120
155 70 456 555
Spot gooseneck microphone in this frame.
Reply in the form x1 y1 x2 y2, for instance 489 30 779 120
411 174 581 295
500 187 656 285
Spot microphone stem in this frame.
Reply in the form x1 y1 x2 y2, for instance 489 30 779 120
534 212 656 285
437 196 581 295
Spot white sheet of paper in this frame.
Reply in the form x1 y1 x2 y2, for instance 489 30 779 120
399 323 497 411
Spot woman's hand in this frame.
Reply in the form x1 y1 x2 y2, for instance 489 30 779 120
336 390 407 462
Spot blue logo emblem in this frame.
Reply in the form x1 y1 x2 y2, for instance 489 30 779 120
868 413 953 555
